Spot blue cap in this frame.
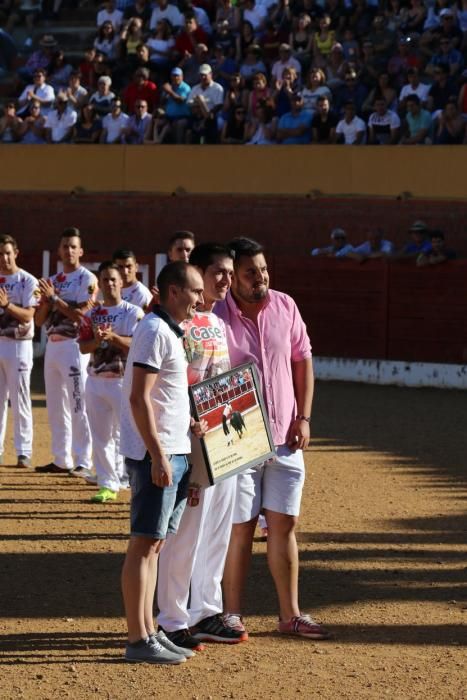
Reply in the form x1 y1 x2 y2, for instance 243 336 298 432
171 67 183 76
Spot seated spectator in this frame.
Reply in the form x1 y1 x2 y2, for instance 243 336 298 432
149 0 183 31
341 28 359 62
324 42 347 91
97 0 124 31
216 0 240 33
271 43 301 85
44 93 77 143
302 67 332 113
122 98 151 143
211 44 238 91
289 13 313 72
421 8 463 57
425 36 464 79
47 49 73 92
246 71 271 118
124 0 152 26
311 95 338 144
398 68 430 110
416 230 457 266
174 14 208 61
335 70 368 117
89 75 116 117
0 27 17 79
17 33 57 82
123 67 157 114
0 101 22 143
213 19 237 59
260 21 287 70
388 36 423 89
236 21 256 63
362 72 397 117
367 15 396 64
401 93 432 144
94 21 120 62
16 99 46 143
188 63 224 143
243 0 267 33
72 103 102 144
346 0 374 43
276 92 312 144
384 0 408 33
336 101 366 144
180 42 210 87
65 70 88 111
78 48 97 90
147 18 175 72
246 98 277 144
395 220 431 258
222 72 245 119
5 0 42 48
348 229 394 261
17 67 55 117
274 66 298 117
311 228 354 257
427 64 458 114
240 44 267 88
435 99 465 144
220 104 248 143
143 107 171 144
404 0 426 34
119 17 145 67
312 14 336 59
101 98 129 143
185 101 208 143
160 66 191 143
368 97 400 144
359 40 386 91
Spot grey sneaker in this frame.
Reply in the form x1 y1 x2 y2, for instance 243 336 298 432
152 630 195 659
124 637 186 664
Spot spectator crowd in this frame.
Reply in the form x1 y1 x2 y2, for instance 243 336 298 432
0 0 467 144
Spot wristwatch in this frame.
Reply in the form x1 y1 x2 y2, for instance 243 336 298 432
296 415 311 423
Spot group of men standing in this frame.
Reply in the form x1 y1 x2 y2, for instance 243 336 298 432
0 228 329 665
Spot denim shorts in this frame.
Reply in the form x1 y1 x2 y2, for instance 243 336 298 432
126 453 190 540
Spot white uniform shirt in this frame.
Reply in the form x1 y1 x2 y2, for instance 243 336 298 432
0 269 39 340
46 266 98 339
81 300 143 377
121 280 152 309
120 309 191 459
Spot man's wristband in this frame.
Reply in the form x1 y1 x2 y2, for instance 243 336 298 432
296 415 311 423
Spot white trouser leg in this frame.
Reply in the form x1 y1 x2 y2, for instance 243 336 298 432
85 376 122 491
188 476 236 626
157 485 209 632
45 340 92 469
0 340 33 457
0 354 9 458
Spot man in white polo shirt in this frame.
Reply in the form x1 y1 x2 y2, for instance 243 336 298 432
188 64 224 143
120 261 205 665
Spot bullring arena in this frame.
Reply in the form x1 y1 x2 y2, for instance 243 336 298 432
0 369 466 699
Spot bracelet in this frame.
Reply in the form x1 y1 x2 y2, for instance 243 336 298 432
296 415 311 423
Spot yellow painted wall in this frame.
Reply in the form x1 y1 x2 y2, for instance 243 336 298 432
1 145 466 199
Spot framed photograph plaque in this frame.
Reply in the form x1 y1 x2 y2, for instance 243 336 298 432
189 363 275 487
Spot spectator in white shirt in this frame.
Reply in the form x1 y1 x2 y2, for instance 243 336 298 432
188 63 224 143
368 97 400 144
336 101 366 144
101 98 129 143
399 67 430 109
44 92 77 142
149 0 183 31
97 0 124 30
271 44 302 85
18 68 55 117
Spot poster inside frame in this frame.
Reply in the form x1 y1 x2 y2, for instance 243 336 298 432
189 362 275 486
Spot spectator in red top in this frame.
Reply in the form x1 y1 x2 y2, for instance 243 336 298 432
123 68 157 114
174 14 209 61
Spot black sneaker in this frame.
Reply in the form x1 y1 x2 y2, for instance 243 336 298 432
35 462 69 474
191 614 246 644
159 627 205 652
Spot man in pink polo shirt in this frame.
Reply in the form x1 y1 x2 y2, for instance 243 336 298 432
216 237 329 641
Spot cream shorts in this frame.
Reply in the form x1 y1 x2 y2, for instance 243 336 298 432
233 445 305 523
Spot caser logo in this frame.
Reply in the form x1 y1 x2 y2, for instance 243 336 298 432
56 273 67 283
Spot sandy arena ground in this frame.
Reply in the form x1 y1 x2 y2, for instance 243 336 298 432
0 370 466 700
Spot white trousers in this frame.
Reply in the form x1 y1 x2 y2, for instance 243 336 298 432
0 339 33 458
157 475 236 631
85 375 123 491
44 338 92 470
